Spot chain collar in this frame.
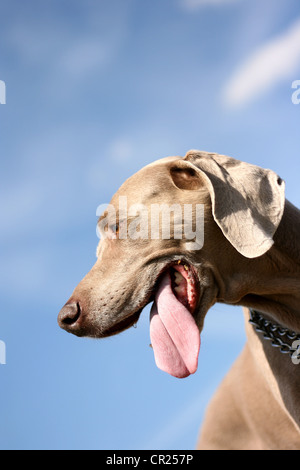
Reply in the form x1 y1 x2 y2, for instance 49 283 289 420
249 309 300 362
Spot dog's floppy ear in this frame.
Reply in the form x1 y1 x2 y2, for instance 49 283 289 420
171 150 285 258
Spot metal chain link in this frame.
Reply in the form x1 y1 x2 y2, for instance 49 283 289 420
249 309 300 360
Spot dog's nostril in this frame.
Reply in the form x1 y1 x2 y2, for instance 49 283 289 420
58 302 81 328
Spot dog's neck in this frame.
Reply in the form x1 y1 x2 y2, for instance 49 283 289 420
231 200 300 333
216 199 300 334
244 306 300 433
243 200 300 431
273 200 300 267
264 200 300 327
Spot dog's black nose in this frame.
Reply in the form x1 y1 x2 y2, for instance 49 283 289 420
58 302 81 331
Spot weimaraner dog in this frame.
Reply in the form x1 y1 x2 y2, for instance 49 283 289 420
58 150 300 450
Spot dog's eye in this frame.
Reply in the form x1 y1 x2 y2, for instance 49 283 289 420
111 224 119 234
108 223 120 239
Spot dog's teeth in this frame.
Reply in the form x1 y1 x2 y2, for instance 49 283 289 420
174 285 184 294
174 272 184 285
184 264 188 271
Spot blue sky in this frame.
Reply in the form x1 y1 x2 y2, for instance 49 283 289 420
0 0 300 450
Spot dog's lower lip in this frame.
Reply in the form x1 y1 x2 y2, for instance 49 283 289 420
103 308 142 337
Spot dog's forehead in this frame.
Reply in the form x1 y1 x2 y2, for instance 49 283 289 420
111 156 182 206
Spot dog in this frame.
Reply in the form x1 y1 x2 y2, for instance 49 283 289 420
58 150 300 449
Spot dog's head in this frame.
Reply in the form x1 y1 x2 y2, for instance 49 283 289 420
58 150 285 378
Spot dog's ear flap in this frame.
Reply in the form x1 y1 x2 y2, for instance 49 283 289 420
173 150 285 258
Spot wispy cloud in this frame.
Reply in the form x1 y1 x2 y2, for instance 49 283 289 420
140 376 221 450
222 17 300 107
140 388 205 449
58 37 116 78
108 137 134 163
181 0 239 10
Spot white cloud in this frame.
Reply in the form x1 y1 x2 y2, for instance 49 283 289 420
109 137 134 163
2 6 128 86
58 38 115 78
223 17 300 107
182 0 239 10
85 137 134 192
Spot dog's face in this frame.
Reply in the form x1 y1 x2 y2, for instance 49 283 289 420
58 157 217 333
58 150 285 377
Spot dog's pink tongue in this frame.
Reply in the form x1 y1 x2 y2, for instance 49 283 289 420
150 272 200 378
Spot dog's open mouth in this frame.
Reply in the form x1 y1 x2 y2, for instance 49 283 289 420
169 262 198 314
150 261 201 379
103 260 201 379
